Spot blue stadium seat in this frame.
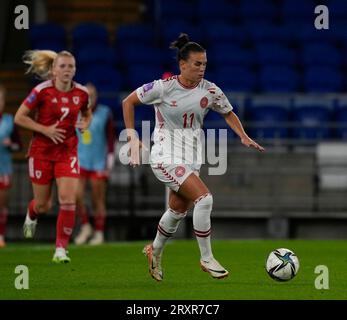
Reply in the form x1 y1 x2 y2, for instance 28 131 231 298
329 0 347 19
304 66 343 93
240 0 278 21
249 23 296 45
120 44 164 66
208 44 255 67
259 65 300 92
72 23 109 51
291 106 332 140
197 0 235 23
115 24 155 46
213 66 257 93
126 65 164 89
301 43 342 67
256 43 297 66
29 23 66 51
76 47 117 69
204 23 248 47
281 0 316 23
83 66 121 93
296 24 336 44
161 22 205 47
160 0 196 21
247 105 289 139
334 106 347 139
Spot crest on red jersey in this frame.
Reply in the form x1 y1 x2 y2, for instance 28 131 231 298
73 96 80 105
35 170 42 179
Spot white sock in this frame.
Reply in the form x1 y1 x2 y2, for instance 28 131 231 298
152 208 186 256
193 193 213 261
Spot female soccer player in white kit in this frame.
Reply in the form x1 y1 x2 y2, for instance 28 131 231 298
122 34 264 281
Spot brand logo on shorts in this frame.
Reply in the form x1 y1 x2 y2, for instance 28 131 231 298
35 170 42 179
175 166 186 178
73 96 80 105
200 97 208 109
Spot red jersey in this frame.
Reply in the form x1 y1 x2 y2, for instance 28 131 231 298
23 80 89 161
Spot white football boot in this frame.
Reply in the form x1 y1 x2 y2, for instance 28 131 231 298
52 247 71 264
142 244 163 282
23 211 37 239
74 223 93 245
200 257 229 279
89 231 104 245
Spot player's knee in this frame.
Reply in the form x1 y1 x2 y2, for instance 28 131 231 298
169 207 187 219
194 193 213 211
58 194 76 205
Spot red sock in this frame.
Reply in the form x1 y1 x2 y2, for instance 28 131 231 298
94 211 106 232
28 200 39 220
77 206 89 225
0 208 8 236
56 204 76 249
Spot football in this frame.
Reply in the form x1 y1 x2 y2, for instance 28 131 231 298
265 248 300 281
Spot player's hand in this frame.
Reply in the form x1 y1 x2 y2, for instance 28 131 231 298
44 121 66 144
75 117 90 133
127 136 146 167
241 135 265 152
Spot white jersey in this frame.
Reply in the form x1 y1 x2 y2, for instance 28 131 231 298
136 76 233 166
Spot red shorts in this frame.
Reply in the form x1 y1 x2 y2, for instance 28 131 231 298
80 168 108 180
28 157 80 185
0 174 11 189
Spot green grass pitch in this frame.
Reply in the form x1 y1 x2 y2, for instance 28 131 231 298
0 240 346 300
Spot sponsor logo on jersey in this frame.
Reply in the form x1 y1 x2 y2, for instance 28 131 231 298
62 97 69 104
73 96 80 105
51 97 58 103
200 97 208 109
175 166 186 178
27 92 37 104
143 82 154 93
170 100 178 107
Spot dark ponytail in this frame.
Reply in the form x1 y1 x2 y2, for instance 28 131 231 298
170 33 205 62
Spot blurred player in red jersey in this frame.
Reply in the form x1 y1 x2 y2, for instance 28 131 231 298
0 84 22 247
14 50 92 263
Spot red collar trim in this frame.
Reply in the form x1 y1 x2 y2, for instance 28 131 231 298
177 76 200 90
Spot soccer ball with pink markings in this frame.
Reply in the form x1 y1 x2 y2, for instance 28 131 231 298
265 248 299 281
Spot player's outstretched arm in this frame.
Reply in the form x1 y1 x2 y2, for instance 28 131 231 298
223 111 265 152
14 103 66 144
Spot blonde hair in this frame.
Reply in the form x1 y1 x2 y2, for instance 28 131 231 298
23 50 75 80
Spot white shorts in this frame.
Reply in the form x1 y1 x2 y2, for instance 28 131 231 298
151 163 200 192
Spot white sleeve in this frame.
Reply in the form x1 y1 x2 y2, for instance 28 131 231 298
136 80 163 105
210 85 233 114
